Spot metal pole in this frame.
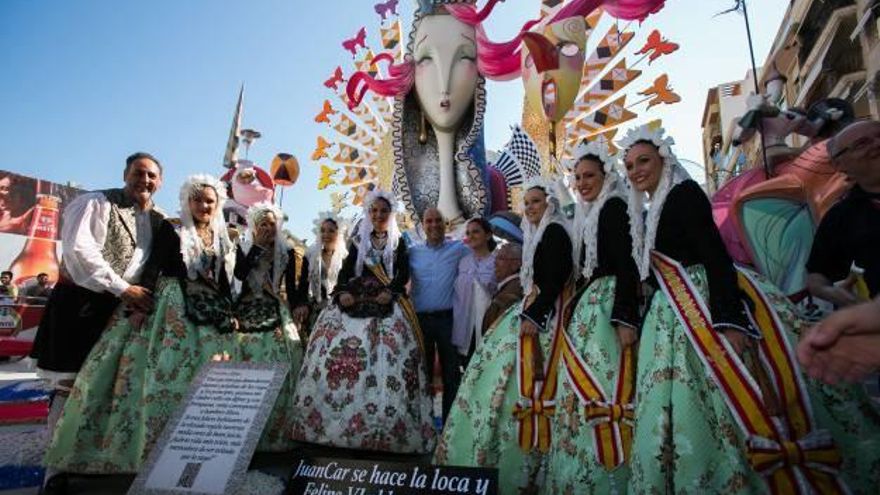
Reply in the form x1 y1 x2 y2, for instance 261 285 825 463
740 0 772 178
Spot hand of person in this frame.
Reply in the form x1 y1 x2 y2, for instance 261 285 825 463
797 299 880 384
255 228 274 248
722 329 750 355
293 305 309 323
338 292 355 308
823 285 860 308
128 310 147 329
375 290 393 305
615 324 638 348
520 318 539 337
121 285 153 313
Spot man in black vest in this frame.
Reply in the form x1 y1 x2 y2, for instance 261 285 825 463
30 152 165 442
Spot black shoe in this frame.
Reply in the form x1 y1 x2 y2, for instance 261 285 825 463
40 473 69 495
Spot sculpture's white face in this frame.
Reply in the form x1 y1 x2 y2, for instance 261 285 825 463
521 16 587 123
413 14 479 132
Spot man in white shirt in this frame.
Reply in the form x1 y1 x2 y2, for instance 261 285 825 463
29 152 164 433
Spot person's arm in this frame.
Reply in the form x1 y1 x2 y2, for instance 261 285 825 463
674 182 752 334
798 297 880 384
805 206 857 306
599 198 641 330
332 244 358 301
522 223 573 332
60 193 131 296
233 244 263 282
388 241 410 296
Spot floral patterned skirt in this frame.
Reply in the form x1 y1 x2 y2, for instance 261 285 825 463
542 276 630 494
630 266 880 494
232 296 304 452
289 304 435 454
433 302 546 495
44 277 304 474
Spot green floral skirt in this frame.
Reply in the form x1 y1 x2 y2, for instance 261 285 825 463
45 277 304 474
542 276 630 494
433 302 548 495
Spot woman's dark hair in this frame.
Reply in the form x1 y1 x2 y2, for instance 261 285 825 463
574 153 606 175
467 217 497 251
321 217 339 230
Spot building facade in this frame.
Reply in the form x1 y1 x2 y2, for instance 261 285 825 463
702 0 880 193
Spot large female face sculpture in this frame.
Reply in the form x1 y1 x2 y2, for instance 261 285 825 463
413 14 480 132
521 16 588 123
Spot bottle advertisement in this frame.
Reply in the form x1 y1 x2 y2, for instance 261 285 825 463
0 169 83 337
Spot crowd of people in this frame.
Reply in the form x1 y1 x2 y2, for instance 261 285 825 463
23 120 880 494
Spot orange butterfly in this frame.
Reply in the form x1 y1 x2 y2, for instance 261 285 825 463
311 136 332 161
324 67 344 91
639 74 681 109
314 100 337 124
636 30 679 64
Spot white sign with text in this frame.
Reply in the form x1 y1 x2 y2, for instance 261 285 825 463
128 362 287 495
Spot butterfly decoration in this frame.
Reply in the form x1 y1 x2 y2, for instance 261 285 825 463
324 66 345 91
330 192 349 214
636 30 679 64
639 74 681 109
314 100 337 124
318 165 339 190
311 136 332 161
342 27 367 57
374 0 398 21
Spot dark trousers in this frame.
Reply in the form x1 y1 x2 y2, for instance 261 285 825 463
418 309 459 421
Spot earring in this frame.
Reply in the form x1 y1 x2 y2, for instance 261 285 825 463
419 109 428 144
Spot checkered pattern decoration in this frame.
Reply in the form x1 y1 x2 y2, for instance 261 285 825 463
493 125 542 186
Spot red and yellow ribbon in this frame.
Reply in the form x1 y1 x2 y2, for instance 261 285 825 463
513 284 572 453
651 252 847 494
561 327 635 470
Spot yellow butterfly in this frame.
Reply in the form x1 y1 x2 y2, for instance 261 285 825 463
318 165 338 190
311 136 332 161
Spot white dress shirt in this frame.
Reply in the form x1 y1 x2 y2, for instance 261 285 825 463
60 191 154 297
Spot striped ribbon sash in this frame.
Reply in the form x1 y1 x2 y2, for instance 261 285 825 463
364 263 425 357
561 328 635 470
513 284 572 453
651 251 847 495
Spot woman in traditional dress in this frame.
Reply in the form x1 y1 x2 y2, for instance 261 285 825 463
232 202 304 451
435 178 573 494
542 141 641 494
622 124 880 493
291 211 348 335
289 191 435 454
451 217 497 365
44 174 238 475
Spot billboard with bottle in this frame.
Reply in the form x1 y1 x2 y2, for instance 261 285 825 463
0 169 84 286
0 169 84 340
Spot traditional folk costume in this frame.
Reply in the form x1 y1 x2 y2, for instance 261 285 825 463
30 188 164 392
435 178 573 495
623 125 880 494
292 211 348 336
289 191 435 454
542 142 641 494
45 175 239 474
232 202 304 451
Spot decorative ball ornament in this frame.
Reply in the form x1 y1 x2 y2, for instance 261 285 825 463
270 153 300 186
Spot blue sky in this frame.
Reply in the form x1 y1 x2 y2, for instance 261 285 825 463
0 0 787 242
